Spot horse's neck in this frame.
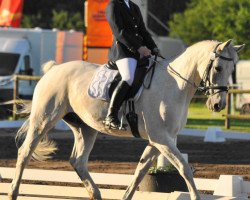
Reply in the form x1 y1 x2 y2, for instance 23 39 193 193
168 41 217 95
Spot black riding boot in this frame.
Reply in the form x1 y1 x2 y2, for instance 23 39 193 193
103 81 130 130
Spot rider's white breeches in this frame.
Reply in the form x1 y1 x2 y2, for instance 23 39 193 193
116 58 137 86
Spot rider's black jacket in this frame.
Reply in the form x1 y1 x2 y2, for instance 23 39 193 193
106 0 157 61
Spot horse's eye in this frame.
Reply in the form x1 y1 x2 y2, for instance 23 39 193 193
215 66 222 72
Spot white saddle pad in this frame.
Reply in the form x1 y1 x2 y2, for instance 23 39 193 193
88 65 118 101
88 62 150 101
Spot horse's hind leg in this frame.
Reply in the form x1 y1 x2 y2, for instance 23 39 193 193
9 107 64 200
8 124 46 200
151 135 200 200
65 115 101 200
122 145 160 200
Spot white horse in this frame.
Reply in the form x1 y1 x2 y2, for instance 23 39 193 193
8 40 244 200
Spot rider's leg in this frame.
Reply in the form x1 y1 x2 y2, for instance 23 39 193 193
117 57 137 86
103 58 137 129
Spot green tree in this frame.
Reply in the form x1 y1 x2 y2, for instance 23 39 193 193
169 0 250 59
21 13 43 28
21 0 84 31
51 10 84 31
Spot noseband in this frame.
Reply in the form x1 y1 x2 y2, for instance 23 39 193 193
199 42 235 96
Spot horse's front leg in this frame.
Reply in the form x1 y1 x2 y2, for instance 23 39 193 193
151 134 201 200
122 144 160 200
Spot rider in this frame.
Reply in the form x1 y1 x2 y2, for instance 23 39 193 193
103 0 161 130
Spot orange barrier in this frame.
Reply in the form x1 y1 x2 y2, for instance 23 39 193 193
85 0 112 47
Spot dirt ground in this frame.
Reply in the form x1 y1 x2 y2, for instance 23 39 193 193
0 128 250 182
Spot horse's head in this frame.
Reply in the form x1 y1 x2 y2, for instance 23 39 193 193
205 40 245 112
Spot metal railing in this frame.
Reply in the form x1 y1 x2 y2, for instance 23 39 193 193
225 89 250 129
147 10 184 39
147 11 171 33
0 75 41 120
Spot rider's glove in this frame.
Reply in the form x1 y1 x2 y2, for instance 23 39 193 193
152 47 163 58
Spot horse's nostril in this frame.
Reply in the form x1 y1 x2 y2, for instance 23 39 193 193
214 103 220 111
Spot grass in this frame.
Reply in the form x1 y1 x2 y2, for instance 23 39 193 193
186 102 250 132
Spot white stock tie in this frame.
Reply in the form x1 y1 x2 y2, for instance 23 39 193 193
124 0 130 8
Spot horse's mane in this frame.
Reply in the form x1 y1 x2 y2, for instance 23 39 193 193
187 40 219 53
178 40 219 61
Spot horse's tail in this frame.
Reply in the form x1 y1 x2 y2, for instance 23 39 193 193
15 103 57 161
42 60 57 74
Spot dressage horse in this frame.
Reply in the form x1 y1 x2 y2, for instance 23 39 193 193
8 40 244 200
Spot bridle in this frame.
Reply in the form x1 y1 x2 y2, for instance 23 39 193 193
154 42 236 96
199 42 235 96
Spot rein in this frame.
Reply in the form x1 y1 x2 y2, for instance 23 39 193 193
143 55 158 89
152 43 235 96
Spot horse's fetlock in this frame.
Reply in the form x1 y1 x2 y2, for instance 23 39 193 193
89 188 102 200
8 193 17 200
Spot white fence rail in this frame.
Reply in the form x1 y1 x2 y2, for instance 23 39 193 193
0 168 249 199
180 128 250 142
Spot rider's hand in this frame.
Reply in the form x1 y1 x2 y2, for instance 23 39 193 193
138 46 151 57
152 47 163 58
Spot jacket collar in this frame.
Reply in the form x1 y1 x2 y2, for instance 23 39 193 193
118 0 135 15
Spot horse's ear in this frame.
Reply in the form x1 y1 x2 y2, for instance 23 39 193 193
219 39 233 50
233 44 245 53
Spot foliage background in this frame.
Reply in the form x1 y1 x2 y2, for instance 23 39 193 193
168 0 250 59
21 0 189 33
21 0 84 31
